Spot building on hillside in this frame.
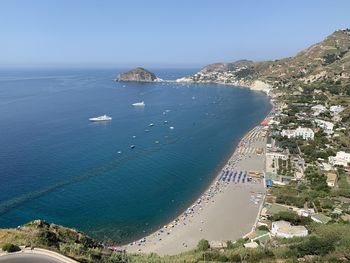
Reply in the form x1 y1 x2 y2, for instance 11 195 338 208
325 172 338 187
281 127 314 140
266 152 288 160
271 220 308 238
297 208 315 217
311 104 327 116
330 105 345 115
314 119 334 134
320 162 334 171
328 151 350 167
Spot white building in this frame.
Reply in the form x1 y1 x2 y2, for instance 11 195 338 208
297 208 315 217
266 152 288 160
314 119 334 133
321 162 333 171
271 221 308 238
329 151 350 167
311 105 327 116
330 105 344 115
281 127 314 140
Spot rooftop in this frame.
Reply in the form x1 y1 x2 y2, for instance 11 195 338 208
273 220 308 235
311 213 332 224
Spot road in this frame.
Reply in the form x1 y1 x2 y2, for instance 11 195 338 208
0 254 67 263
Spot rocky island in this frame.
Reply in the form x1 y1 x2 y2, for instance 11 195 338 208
116 67 161 82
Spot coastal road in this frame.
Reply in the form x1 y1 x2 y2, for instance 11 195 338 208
0 254 64 263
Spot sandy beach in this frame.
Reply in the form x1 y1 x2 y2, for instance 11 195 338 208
124 125 267 255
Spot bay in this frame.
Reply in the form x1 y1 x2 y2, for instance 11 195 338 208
0 68 271 243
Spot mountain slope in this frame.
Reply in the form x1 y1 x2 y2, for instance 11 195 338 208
177 29 350 91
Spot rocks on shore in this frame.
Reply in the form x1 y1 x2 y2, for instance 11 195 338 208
116 67 161 82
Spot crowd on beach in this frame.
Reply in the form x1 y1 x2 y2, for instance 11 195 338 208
125 125 267 252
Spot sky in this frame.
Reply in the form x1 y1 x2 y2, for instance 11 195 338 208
1 0 350 68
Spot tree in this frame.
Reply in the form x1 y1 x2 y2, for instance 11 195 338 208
1 243 21 253
197 239 210 251
305 168 329 192
226 240 234 249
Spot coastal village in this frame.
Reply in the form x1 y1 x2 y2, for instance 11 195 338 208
245 90 350 249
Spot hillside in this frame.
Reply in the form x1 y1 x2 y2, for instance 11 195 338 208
177 29 350 92
0 220 111 262
2 220 350 262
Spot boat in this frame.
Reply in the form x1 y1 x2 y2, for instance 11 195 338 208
130 145 135 149
149 123 154 127
169 126 174 130
164 121 168 124
132 101 145 107
89 115 112 122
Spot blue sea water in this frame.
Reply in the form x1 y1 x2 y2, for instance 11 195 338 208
0 68 271 243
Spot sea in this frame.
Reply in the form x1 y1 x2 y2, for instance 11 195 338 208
0 68 271 243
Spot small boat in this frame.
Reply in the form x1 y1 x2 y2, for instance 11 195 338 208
117 151 122 154
145 129 150 132
132 135 136 139
169 126 174 130
164 121 168 124
132 101 145 107
149 123 154 127
89 115 112 122
130 145 135 149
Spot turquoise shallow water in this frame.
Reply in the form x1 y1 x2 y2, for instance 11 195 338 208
0 68 271 243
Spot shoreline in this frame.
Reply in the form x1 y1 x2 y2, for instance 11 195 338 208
174 79 271 94
122 97 273 255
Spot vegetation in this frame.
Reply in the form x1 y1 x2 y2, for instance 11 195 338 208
1 243 21 253
2 220 350 262
196 239 210 252
270 211 312 225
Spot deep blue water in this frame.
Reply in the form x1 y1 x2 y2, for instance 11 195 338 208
0 68 271 243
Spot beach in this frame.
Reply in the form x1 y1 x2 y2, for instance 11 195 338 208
124 125 268 255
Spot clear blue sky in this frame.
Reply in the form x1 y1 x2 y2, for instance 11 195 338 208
1 0 350 68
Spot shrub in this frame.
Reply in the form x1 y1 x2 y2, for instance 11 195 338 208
197 239 210 251
226 240 234 249
270 211 312 225
2 243 21 253
292 236 336 256
238 248 274 263
257 225 269 231
201 250 228 261
227 252 241 262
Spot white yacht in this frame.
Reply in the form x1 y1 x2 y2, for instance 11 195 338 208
132 101 145 107
89 115 112 122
